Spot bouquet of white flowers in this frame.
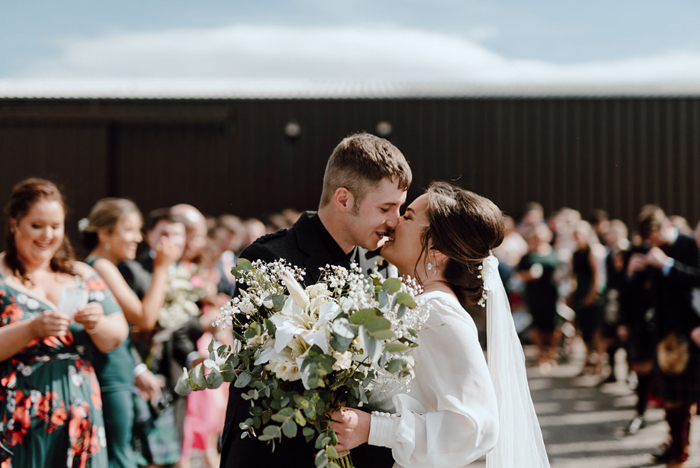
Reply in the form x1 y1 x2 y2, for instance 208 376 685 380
176 259 428 468
157 264 207 330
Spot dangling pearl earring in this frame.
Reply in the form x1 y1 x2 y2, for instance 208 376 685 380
427 262 433 271
105 243 111 251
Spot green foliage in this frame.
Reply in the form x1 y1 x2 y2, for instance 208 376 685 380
381 278 402 294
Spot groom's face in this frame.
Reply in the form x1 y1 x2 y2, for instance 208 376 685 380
347 177 407 251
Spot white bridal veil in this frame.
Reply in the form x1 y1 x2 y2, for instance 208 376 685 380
482 254 551 468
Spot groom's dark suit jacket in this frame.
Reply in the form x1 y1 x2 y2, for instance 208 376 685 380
220 212 393 468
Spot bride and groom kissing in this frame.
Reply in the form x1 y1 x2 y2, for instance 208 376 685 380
219 133 549 468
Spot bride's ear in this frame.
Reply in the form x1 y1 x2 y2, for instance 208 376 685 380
430 248 448 270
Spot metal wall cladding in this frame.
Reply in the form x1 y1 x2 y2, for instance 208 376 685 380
0 97 699 251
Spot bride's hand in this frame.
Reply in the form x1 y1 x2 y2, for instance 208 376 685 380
328 408 370 452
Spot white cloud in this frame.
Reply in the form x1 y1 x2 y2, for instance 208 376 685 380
13 24 700 84
467 26 500 42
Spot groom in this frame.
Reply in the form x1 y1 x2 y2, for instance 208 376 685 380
219 132 412 467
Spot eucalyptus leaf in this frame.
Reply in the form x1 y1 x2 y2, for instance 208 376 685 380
315 449 328 467
397 304 408 319
174 367 192 395
369 329 394 340
206 369 224 388
282 419 298 438
382 278 402 294
203 359 220 371
236 258 253 271
331 318 355 339
363 316 391 332
192 363 206 388
294 410 306 426
329 334 353 353
272 295 286 312
395 292 417 308
326 445 339 459
348 308 376 325
264 319 276 335
234 371 252 388
386 359 401 373
303 427 315 442
385 342 409 353
378 290 389 308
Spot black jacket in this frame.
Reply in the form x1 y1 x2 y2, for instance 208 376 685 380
220 212 393 468
119 253 204 391
651 233 700 339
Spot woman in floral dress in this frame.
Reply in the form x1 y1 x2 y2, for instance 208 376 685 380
0 178 128 468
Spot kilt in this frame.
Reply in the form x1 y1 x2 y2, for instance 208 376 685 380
655 336 700 405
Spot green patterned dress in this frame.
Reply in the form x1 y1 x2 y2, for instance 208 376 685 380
0 271 120 468
85 257 137 468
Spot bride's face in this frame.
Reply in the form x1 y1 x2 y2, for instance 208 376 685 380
381 194 430 276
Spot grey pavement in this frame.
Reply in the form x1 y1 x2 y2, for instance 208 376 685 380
471 339 700 468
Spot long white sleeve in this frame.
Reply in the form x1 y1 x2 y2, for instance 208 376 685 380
368 292 499 468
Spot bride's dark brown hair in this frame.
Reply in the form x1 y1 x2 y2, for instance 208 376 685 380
419 181 505 305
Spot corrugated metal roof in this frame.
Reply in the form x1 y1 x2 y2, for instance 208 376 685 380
2 78 700 99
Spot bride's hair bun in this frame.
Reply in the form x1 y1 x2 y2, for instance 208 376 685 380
421 181 505 305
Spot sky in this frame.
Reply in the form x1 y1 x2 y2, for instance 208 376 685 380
2 1 699 85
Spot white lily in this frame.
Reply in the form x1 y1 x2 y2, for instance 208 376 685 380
281 270 310 310
316 301 341 326
269 312 306 353
302 327 329 355
254 344 282 365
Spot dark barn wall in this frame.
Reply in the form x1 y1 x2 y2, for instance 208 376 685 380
1 97 699 250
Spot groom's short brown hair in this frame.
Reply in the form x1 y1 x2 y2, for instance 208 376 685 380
320 133 412 209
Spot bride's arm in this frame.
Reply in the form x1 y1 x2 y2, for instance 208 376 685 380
369 301 499 467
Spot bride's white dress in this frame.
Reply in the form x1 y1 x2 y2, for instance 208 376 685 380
367 290 499 468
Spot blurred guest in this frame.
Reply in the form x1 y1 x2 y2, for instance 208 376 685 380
616 225 655 436
0 178 128 467
81 198 180 468
265 212 292 233
493 215 528 269
211 214 245 290
204 215 216 234
170 205 230 468
241 218 267 250
517 201 544 236
120 208 187 467
629 206 700 466
172 204 208 265
550 208 582 266
281 208 302 226
599 220 630 385
670 215 693 236
589 209 611 245
569 220 606 375
517 223 562 370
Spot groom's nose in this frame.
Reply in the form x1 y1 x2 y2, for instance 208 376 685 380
385 209 400 229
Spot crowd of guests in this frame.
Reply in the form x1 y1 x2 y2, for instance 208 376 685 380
2 175 700 467
0 177 300 468
494 202 700 467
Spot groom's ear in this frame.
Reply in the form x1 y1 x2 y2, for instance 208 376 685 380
333 187 355 213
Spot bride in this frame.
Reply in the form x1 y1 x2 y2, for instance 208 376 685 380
330 181 550 468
